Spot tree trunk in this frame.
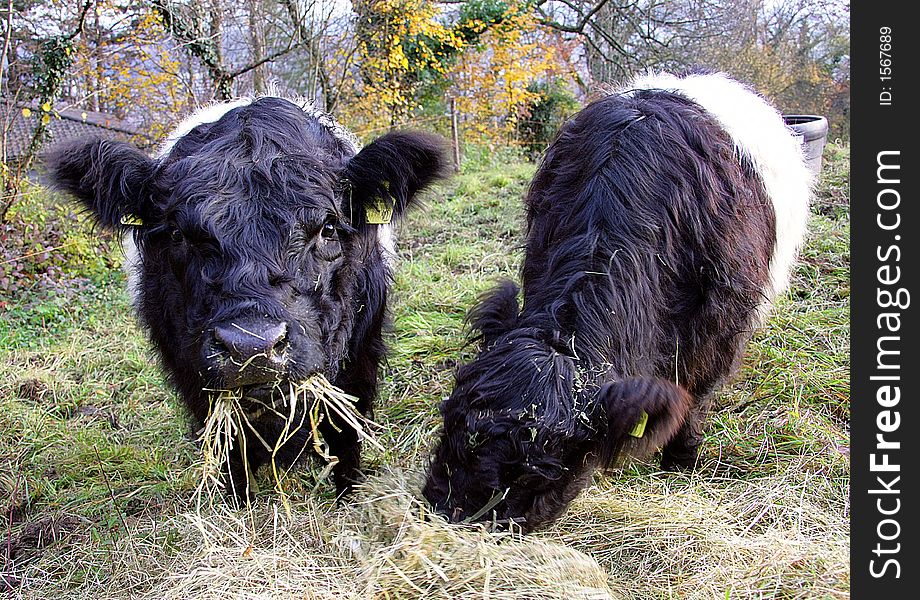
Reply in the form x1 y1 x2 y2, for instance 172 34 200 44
248 0 265 94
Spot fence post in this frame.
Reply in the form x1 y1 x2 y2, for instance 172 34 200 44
450 97 461 173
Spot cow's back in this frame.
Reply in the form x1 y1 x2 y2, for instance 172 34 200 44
520 74 808 394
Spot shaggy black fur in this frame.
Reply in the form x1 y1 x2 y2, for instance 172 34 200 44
424 88 777 531
48 97 449 498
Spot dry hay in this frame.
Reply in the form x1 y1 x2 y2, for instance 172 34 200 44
144 501 359 600
196 375 385 509
544 466 850 599
351 470 620 600
13 462 848 600
93 470 621 600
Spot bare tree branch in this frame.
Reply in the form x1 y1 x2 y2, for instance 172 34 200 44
535 0 612 34
63 0 94 42
228 37 308 78
153 0 309 100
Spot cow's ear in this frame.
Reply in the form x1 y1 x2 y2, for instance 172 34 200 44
466 280 520 348
342 131 449 226
591 377 692 467
46 138 155 230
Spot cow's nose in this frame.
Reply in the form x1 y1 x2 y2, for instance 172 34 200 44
207 319 289 387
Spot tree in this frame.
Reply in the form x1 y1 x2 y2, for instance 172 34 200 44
150 0 312 101
72 2 188 141
1 0 94 222
448 3 565 144
534 0 728 84
276 0 355 112
349 0 470 128
532 0 849 137
343 0 579 144
690 0 850 136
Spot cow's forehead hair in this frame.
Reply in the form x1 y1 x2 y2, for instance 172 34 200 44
156 95 360 160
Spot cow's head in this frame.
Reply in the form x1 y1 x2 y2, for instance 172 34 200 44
422 282 692 531
48 97 447 412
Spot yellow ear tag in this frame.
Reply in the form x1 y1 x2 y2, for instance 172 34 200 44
365 197 393 224
119 214 144 227
628 411 649 438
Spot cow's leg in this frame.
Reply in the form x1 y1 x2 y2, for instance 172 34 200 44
661 282 760 472
327 336 383 498
326 349 380 497
322 425 363 497
222 440 266 502
320 269 388 498
660 397 710 471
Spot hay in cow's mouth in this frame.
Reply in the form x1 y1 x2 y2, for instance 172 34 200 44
195 374 383 510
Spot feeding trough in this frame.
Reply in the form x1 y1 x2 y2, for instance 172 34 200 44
783 114 828 177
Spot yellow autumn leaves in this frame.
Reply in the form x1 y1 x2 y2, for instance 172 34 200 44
21 102 55 125
347 0 568 142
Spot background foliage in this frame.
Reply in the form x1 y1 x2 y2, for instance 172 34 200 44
2 1 848 191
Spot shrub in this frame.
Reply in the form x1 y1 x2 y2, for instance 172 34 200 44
516 78 579 159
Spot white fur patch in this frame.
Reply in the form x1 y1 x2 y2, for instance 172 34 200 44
156 95 359 159
618 72 813 305
377 223 397 268
123 234 142 307
125 96 385 302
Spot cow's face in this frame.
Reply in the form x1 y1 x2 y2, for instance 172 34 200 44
48 98 447 407
422 286 692 531
422 330 596 532
137 145 356 396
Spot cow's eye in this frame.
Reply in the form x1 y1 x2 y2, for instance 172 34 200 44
169 227 184 243
320 221 337 240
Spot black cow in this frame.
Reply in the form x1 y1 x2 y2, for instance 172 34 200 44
48 96 448 498
423 72 812 531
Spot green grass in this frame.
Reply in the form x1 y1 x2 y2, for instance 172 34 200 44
1 144 850 598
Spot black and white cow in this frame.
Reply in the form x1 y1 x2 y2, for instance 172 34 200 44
423 72 812 531
48 96 448 498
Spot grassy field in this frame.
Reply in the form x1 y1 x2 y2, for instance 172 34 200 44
1 143 850 599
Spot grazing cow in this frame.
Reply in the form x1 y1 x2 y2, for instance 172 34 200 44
48 96 448 498
423 72 812 531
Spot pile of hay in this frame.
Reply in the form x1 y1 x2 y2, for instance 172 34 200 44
13 464 847 599
351 471 619 599
547 470 850 598
131 470 621 600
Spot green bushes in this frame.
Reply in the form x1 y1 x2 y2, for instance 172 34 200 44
516 79 579 159
0 184 121 299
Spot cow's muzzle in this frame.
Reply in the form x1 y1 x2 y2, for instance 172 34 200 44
203 318 290 387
